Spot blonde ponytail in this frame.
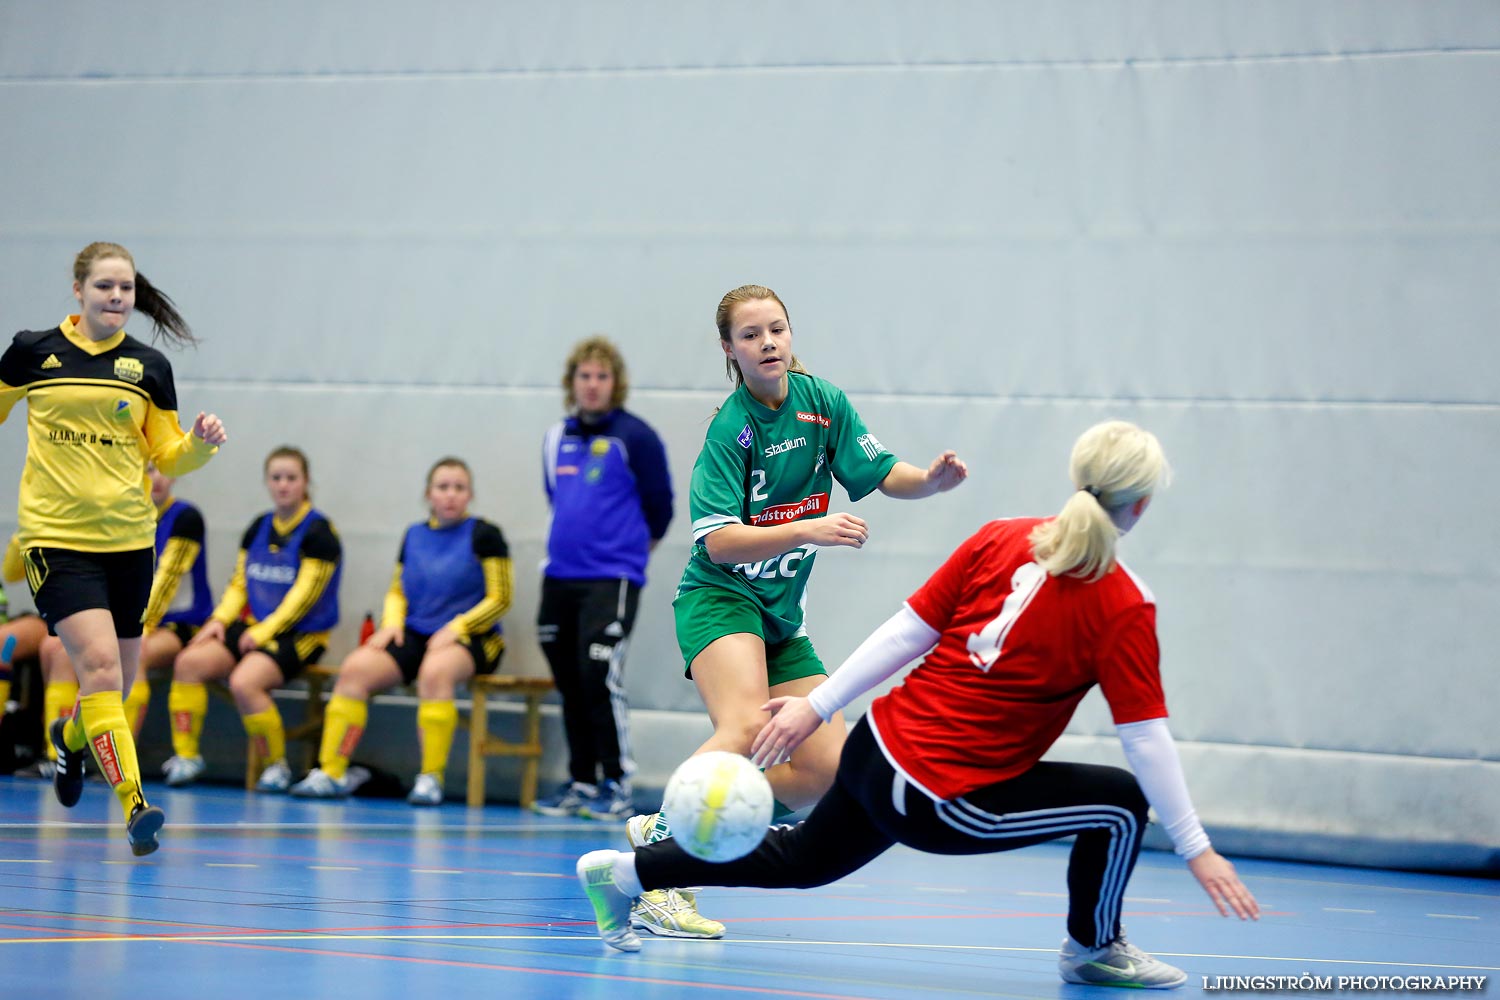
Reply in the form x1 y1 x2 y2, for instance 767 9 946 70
1030 421 1170 581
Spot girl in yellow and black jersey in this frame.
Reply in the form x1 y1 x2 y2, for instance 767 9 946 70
0 241 229 857
167 446 341 792
31 463 215 777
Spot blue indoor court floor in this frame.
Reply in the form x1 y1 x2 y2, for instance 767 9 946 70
2 776 1495 1000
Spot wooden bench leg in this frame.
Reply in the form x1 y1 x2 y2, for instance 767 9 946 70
245 737 260 791
519 693 543 809
299 670 329 774
467 685 489 808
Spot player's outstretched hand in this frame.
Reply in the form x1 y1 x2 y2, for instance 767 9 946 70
750 696 823 769
805 512 868 549
1187 848 1260 920
925 450 968 493
193 412 228 446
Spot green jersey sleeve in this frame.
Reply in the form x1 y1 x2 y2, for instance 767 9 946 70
688 417 752 544
824 381 898 501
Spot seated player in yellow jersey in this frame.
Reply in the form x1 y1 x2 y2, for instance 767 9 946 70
2 537 50 769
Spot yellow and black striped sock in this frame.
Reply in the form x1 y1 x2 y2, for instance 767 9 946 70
124 677 151 738
243 706 286 766
167 682 208 758
77 690 148 819
43 681 79 761
417 700 458 779
62 703 89 753
0 634 12 705
319 694 367 780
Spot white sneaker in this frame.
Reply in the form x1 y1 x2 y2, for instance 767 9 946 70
1058 934 1187 989
625 811 672 847
290 766 370 799
163 755 206 787
631 887 725 939
623 813 724 938
576 850 641 952
255 759 293 794
407 772 443 806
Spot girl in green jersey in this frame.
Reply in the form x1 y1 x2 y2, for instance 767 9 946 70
629 284 969 941
677 285 968 812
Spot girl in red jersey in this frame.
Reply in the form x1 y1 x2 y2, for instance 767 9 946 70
578 420 1259 988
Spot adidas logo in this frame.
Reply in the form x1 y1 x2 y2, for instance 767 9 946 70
41 354 62 370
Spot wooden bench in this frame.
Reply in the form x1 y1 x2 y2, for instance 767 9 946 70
462 674 553 809
245 665 553 808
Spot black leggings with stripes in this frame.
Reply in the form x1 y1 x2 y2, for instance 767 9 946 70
537 576 640 784
636 717 1149 949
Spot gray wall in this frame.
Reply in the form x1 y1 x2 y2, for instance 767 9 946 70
2 1 1496 869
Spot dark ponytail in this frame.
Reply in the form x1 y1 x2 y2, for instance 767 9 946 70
134 271 196 346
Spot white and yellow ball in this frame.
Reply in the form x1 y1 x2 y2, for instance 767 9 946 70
661 751 774 863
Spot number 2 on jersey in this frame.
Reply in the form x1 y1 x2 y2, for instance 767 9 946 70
965 562 1046 671
749 469 769 502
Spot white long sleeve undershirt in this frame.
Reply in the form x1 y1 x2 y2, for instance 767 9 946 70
807 605 1212 861
806 605 939 722
1116 717 1212 859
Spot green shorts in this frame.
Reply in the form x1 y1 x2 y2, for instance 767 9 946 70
673 586 826 687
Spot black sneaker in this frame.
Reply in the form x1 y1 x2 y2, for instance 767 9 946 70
49 717 87 808
126 802 165 857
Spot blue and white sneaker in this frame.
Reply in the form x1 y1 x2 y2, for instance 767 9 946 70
406 772 444 807
255 759 293 794
532 780 596 817
289 766 370 799
579 778 633 821
162 754 206 787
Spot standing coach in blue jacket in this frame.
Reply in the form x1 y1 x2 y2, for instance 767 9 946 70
534 337 673 821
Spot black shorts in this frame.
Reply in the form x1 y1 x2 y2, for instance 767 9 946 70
381 627 504 686
155 621 201 646
23 547 154 639
224 621 325 682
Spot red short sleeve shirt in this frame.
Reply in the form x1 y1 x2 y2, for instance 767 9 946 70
869 517 1167 800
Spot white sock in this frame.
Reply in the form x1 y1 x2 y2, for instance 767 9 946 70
613 851 644 897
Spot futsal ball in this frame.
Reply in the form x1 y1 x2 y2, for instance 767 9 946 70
661 751 774 863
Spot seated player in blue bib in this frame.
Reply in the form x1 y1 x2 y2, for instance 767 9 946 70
166 446 342 792
290 457 513 805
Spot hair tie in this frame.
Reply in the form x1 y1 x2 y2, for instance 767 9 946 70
1080 485 1102 499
